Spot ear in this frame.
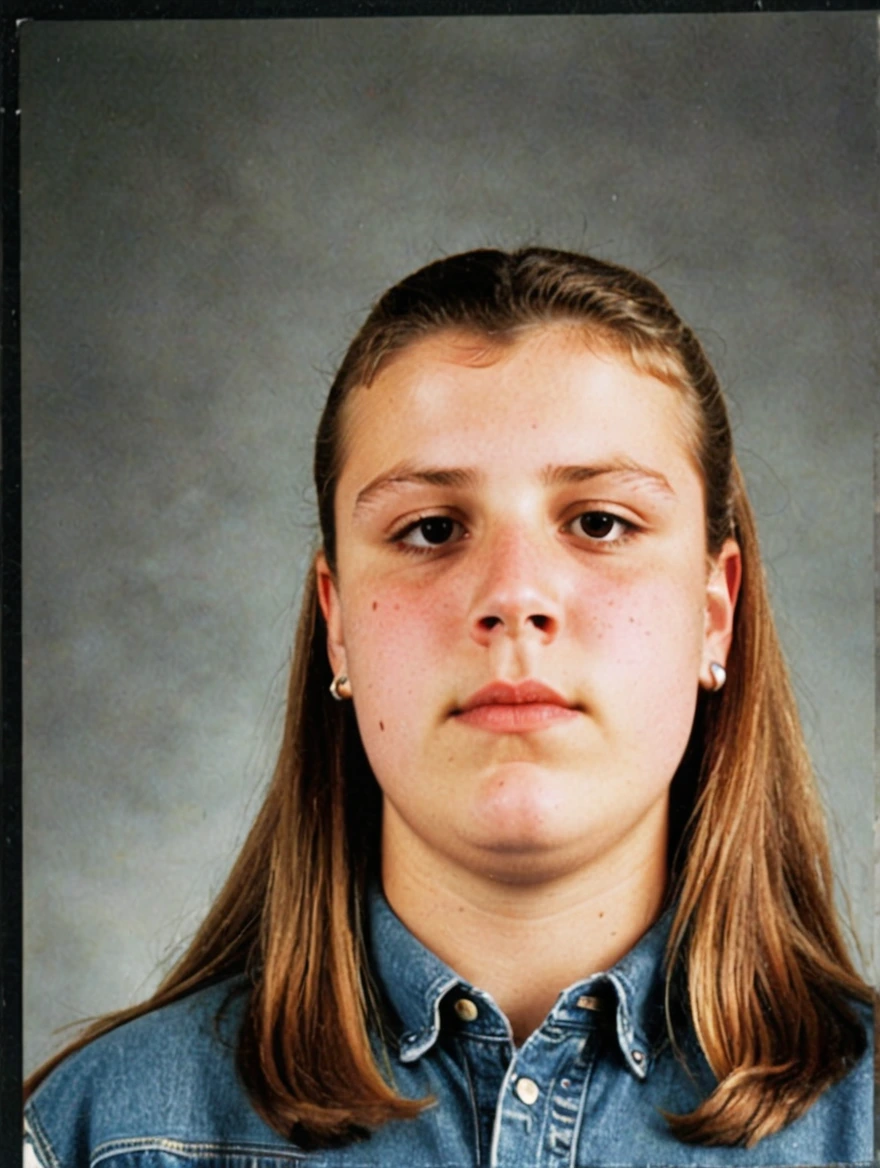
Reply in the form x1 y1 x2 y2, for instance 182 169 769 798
315 550 348 680
699 538 742 688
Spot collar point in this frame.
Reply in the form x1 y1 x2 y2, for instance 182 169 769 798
624 1045 651 1080
398 1028 436 1063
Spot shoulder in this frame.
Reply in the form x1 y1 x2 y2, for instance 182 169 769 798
25 977 296 1168
643 996 874 1165
738 996 874 1164
768 997 875 1165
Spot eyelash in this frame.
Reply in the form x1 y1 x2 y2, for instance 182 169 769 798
390 511 639 555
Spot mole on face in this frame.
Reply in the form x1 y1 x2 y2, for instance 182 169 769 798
379 721 385 732
372 601 378 611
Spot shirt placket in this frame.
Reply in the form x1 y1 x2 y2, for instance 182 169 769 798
488 1025 598 1168
450 989 603 1168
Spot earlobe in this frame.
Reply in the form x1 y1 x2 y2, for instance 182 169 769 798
315 551 348 680
700 538 742 690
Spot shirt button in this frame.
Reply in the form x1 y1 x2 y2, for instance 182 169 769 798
453 998 478 1022
514 1077 540 1105
576 994 603 1011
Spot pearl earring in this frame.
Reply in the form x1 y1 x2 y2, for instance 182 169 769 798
329 673 352 701
708 662 727 691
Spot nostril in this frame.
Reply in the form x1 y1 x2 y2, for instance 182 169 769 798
476 613 554 634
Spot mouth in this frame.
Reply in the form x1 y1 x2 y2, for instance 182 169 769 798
452 680 581 734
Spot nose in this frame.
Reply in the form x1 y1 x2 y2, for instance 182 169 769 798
468 527 563 647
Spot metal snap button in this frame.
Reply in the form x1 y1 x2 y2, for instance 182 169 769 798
453 998 478 1022
631 1049 645 1064
575 994 603 1011
514 1077 540 1105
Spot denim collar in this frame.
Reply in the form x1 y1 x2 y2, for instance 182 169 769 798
367 882 672 1082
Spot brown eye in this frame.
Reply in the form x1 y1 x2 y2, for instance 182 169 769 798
579 512 616 538
418 518 456 545
570 511 632 543
399 516 464 549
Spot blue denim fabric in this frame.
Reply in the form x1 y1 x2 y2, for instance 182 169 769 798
25 886 873 1167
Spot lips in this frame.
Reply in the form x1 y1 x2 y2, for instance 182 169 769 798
453 680 580 733
457 679 574 713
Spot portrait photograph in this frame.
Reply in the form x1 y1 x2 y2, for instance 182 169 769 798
18 11 877 1167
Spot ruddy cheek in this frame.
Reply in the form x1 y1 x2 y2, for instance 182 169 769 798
374 585 458 657
578 579 701 679
353 590 447 710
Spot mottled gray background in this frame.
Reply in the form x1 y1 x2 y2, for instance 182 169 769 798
21 15 877 1073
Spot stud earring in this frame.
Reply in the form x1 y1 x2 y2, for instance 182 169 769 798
708 662 727 691
329 673 352 701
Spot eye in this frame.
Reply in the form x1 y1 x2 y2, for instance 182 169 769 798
395 515 466 550
568 511 634 543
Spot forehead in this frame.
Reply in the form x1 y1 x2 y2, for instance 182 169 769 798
339 325 701 478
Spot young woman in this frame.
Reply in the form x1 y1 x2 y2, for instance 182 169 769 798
24 248 872 1167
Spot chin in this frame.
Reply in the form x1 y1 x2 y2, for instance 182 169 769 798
467 773 582 857
463 834 596 887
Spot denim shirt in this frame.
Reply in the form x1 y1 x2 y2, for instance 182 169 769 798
25 886 873 1167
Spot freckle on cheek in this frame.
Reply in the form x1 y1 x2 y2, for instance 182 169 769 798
372 601 378 611
379 721 385 731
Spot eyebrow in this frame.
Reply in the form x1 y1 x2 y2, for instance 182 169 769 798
542 460 675 496
353 457 675 514
354 464 478 513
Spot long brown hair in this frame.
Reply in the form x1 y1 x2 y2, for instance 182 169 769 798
26 248 870 1149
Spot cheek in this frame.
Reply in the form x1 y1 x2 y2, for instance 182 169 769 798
341 583 458 752
351 585 457 673
586 574 705 659
573 569 706 719
584 572 706 773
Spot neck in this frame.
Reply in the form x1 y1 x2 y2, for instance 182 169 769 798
381 814 668 1045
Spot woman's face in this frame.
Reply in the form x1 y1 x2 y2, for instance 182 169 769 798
318 326 740 886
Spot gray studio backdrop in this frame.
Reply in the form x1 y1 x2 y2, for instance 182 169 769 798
22 15 877 1073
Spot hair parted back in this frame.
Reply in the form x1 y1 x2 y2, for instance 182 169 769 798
26 247 869 1149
